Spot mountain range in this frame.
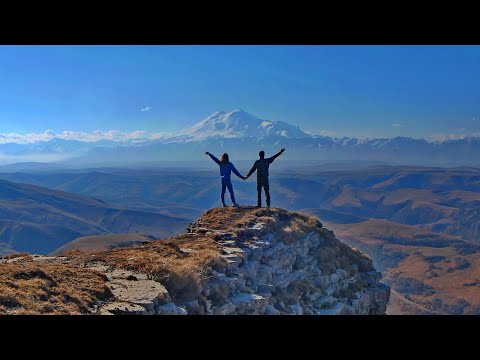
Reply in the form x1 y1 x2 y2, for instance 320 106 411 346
2 109 480 167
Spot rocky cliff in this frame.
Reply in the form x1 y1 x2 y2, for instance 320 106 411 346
0 207 390 315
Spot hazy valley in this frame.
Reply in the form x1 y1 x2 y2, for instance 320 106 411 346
1 163 479 314
0 178 189 255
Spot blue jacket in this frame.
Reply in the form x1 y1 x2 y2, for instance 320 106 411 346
208 153 243 182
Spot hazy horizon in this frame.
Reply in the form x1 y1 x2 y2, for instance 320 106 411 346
0 45 479 142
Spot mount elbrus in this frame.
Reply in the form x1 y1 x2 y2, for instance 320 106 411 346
2 109 480 166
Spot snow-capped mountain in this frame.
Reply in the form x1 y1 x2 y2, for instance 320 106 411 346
3 110 480 167
176 109 310 141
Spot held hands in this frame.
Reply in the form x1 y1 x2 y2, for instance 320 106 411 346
205 152 210 155
281 148 285 152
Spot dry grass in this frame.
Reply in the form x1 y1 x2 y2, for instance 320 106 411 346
69 207 326 303
389 251 480 313
0 259 113 315
326 218 480 314
1 206 344 313
2 253 32 260
70 235 223 303
197 206 323 245
386 290 434 315
271 215 322 245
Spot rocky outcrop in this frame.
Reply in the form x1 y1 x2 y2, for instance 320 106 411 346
0 207 389 315
96 207 390 315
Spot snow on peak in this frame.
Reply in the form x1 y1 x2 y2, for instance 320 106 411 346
179 110 310 141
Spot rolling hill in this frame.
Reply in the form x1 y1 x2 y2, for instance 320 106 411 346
50 234 154 256
3 164 480 313
0 179 190 255
317 217 480 314
2 166 480 242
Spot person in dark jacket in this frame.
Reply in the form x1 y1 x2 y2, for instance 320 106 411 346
206 152 245 208
246 148 285 208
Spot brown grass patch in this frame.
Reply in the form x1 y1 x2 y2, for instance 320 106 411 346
326 217 480 314
72 234 223 303
272 216 322 245
0 259 113 315
2 253 32 260
0 206 360 314
69 207 325 303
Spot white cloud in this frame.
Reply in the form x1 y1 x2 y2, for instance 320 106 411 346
428 131 480 142
140 106 152 112
415 123 480 142
0 130 176 144
392 123 401 128
307 129 337 137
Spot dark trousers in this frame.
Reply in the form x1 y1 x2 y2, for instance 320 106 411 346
257 181 270 206
221 179 236 204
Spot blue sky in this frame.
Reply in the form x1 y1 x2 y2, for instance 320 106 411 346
0 45 478 140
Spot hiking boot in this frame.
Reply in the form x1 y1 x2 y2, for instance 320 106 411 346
232 203 240 208
222 203 228 207
256 204 262 208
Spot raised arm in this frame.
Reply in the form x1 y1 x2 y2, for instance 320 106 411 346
246 161 257 178
229 163 244 179
269 148 285 163
205 152 221 165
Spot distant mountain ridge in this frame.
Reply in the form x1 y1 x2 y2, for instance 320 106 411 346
2 110 480 166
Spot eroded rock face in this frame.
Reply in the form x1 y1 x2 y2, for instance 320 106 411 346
88 266 187 315
98 207 390 315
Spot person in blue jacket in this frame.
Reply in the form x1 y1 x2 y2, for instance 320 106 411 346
206 152 245 208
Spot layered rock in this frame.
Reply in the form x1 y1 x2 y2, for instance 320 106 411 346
96 207 390 315
0 207 390 315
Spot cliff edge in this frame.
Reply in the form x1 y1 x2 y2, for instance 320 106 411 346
0 207 390 315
